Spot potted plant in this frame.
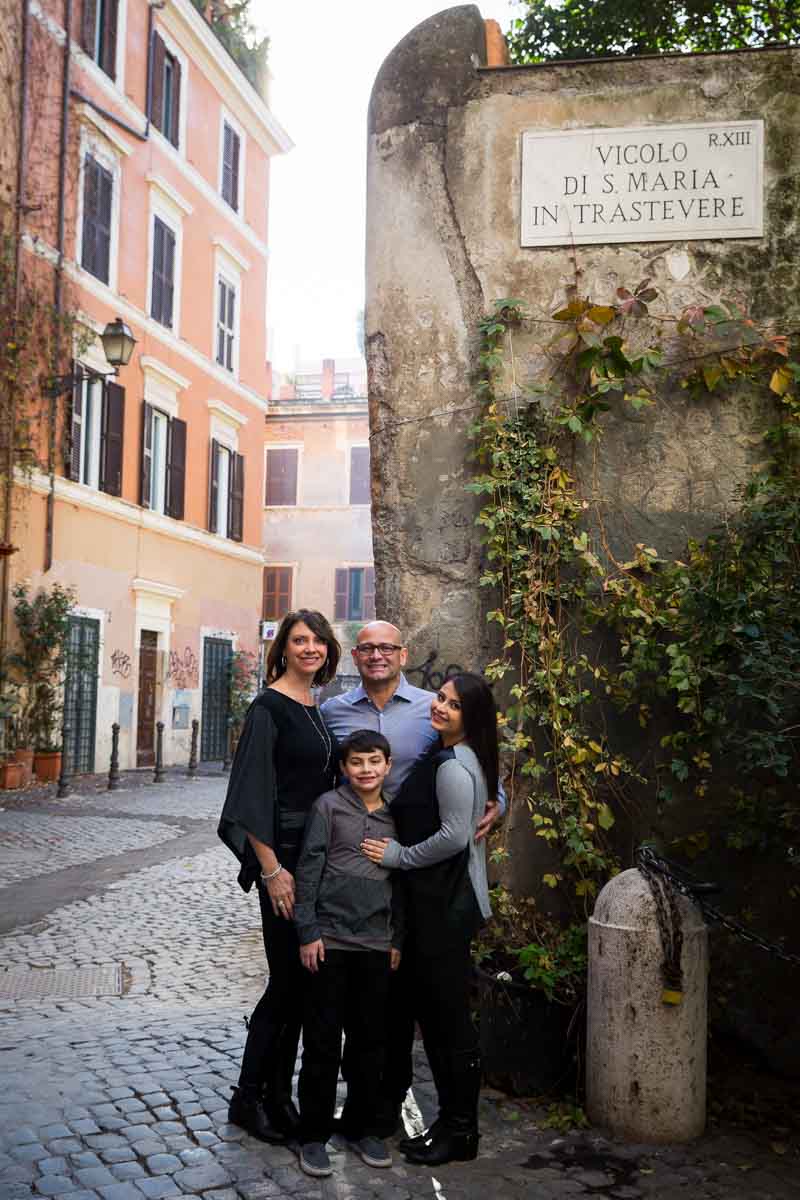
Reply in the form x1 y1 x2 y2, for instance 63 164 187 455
473 886 587 1096
9 581 74 782
227 648 259 758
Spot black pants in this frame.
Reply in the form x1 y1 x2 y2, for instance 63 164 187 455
383 936 478 1110
298 948 391 1145
238 865 305 1101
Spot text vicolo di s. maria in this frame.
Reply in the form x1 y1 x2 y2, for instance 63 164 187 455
520 121 763 247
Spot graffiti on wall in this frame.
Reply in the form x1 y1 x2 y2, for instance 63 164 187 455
110 649 132 678
166 646 199 690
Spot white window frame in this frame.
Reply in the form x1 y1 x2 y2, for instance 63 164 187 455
151 24 189 157
84 0 127 89
218 106 246 219
146 188 184 338
149 406 170 516
76 125 122 292
212 249 242 379
347 442 370 507
141 358 184 517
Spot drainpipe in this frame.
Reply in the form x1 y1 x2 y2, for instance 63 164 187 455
0 0 32 684
46 0 73 572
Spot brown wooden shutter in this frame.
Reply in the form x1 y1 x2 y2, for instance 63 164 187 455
82 0 97 56
266 448 297 505
230 451 244 542
263 567 292 619
101 0 118 78
151 218 163 321
334 569 348 621
208 439 219 532
140 402 153 508
100 381 125 496
349 445 370 504
166 417 186 520
69 373 83 482
230 129 240 211
364 567 375 620
151 33 165 131
170 55 181 147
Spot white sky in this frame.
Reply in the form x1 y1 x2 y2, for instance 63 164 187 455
251 1 519 370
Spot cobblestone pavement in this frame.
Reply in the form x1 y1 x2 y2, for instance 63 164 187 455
1 776 798 1199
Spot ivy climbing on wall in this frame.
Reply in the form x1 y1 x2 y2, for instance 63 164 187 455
469 287 800 911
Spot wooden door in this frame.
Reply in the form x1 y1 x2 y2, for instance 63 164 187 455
136 630 158 766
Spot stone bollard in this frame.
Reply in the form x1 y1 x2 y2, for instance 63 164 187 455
108 722 121 790
153 721 165 783
586 868 708 1142
187 718 199 777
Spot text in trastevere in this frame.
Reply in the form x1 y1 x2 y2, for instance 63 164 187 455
520 121 763 247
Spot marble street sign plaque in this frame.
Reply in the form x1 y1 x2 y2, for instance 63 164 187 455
520 121 763 247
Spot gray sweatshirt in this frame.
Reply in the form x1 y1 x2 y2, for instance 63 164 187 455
294 783 404 951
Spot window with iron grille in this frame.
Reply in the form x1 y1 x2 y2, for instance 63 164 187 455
265 447 298 506
263 567 292 620
221 121 241 211
81 0 118 79
349 445 370 505
216 276 237 371
81 155 113 284
151 216 176 328
334 567 375 621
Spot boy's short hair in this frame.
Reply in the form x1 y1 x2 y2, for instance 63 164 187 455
340 729 391 763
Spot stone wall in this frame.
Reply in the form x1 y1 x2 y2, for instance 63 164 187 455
365 6 800 1072
366 3 799 657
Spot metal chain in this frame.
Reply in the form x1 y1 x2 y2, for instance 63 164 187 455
637 852 684 993
636 845 800 967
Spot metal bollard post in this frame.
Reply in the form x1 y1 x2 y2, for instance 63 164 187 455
108 722 121 790
187 718 199 777
57 719 71 798
222 717 232 772
153 721 165 783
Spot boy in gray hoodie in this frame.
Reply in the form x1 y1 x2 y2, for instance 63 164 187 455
293 729 403 1178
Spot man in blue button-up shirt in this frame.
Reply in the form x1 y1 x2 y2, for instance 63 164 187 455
321 620 503 837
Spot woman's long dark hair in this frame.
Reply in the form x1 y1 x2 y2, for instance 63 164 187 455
449 672 499 803
266 609 340 687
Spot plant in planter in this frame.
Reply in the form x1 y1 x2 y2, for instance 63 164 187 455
9 581 75 781
473 886 587 1096
228 648 259 756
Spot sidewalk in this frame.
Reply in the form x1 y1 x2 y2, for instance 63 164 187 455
1 778 798 1199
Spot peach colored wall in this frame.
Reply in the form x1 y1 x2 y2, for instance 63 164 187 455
263 409 373 650
15 0 288 769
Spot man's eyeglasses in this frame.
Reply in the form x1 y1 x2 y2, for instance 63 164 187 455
354 643 403 657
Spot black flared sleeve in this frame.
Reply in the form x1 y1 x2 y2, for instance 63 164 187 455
217 699 278 892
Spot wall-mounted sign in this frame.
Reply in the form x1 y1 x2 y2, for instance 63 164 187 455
521 121 763 247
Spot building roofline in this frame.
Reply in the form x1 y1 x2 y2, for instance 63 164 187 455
167 0 293 155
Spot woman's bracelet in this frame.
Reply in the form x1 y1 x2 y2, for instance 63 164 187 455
260 863 283 884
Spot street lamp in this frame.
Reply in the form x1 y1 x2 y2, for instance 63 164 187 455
44 317 137 397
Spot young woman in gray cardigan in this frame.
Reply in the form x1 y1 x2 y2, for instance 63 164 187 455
362 672 498 1167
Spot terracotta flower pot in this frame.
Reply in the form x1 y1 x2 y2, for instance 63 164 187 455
33 750 62 782
12 748 34 786
0 760 24 789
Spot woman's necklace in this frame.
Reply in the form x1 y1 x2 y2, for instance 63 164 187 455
303 704 332 777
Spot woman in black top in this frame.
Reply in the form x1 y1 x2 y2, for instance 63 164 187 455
218 609 340 1143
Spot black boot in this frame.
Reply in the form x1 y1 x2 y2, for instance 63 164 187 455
263 1092 301 1139
397 1118 443 1154
228 1085 286 1144
402 1050 481 1166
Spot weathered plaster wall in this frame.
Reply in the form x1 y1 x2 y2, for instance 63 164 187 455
367 4 799 655
366 7 800 1072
